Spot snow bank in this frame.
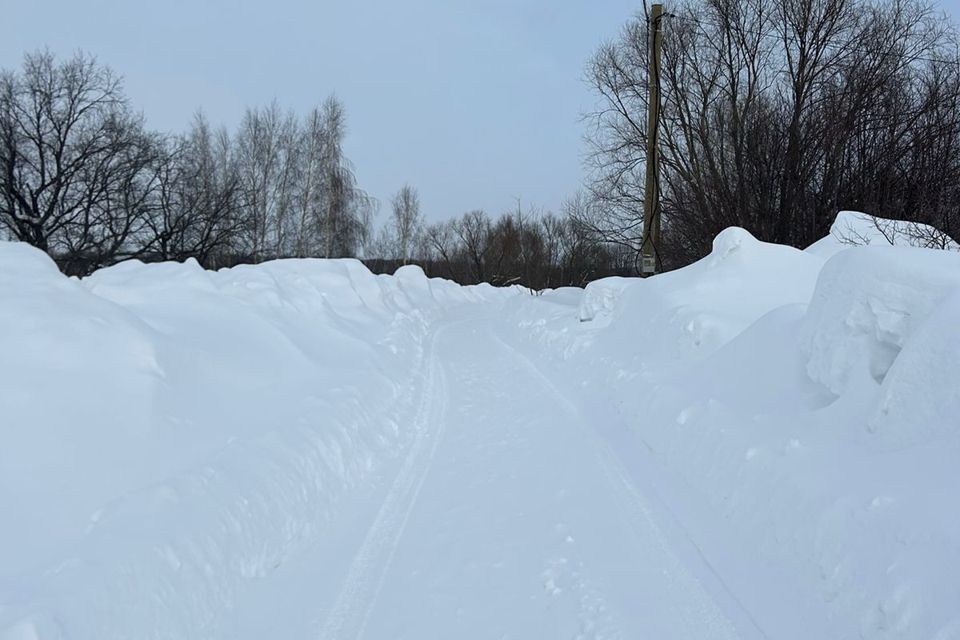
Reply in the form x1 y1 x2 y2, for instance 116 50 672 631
870 288 960 448
806 210 960 258
503 213 960 640
0 243 511 640
576 228 823 366
578 277 631 323
801 245 960 397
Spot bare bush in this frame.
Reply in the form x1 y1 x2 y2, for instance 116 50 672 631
586 0 960 267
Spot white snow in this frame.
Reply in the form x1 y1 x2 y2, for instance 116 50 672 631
2 210 959 640
0 249 512 639
571 227 824 369
870 287 960 448
504 216 960 640
800 244 960 396
806 209 960 258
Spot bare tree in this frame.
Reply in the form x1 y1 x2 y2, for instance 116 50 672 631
145 113 243 265
390 184 422 264
452 210 492 283
586 0 960 267
235 101 300 261
291 105 326 257
363 197 626 289
311 97 375 258
0 50 381 272
0 51 157 273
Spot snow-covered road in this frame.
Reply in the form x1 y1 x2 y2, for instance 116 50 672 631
232 315 754 640
5 219 959 640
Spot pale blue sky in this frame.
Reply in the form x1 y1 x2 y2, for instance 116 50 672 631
3 1 958 223
1 0 641 222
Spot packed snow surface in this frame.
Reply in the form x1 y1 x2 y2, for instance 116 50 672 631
1 211 958 639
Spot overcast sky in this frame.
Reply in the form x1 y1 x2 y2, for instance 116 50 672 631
4 1 960 225
1 0 644 224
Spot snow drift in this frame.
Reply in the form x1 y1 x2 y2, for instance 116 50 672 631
806 209 960 258
503 211 960 640
3 208 959 640
571 227 823 369
0 245 512 639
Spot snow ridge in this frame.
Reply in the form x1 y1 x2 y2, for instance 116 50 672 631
506 213 960 640
0 245 512 640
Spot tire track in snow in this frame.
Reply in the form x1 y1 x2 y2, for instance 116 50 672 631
592 446 754 640
318 325 449 640
488 328 760 640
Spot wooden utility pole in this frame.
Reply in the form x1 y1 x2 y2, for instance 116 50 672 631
640 3 664 276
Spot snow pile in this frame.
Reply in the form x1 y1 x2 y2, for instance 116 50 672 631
801 245 960 396
0 243 511 640
578 277 630 323
869 287 960 448
575 228 823 366
807 210 960 257
800 212 960 448
3 206 959 640
503 213 960 640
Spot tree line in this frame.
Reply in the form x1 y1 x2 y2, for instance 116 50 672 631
9 0 955 290
0 51 380 275
368 190 630 289
584 0 960 267
0 50 626 286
